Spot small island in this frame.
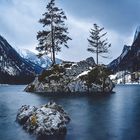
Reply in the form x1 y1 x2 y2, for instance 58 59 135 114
25 57 114 94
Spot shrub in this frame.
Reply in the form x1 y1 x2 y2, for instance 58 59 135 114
49 74 63 82
63 63 72 68
80 65 112 89
38 69 52 82
52 64 65 74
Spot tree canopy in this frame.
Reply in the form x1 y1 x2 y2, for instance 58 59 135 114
36 0 71 66
87 24 111 65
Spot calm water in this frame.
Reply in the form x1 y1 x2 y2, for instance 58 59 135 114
0 85 140 140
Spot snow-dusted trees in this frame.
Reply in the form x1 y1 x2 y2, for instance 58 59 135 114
87 24 111 65
36 0 71 66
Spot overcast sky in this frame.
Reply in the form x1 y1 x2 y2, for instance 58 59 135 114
0 0 139 64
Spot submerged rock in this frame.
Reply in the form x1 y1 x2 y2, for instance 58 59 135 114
25 57 114 94
16 102 70 136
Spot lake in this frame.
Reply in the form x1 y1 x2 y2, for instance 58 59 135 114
0 85 140 140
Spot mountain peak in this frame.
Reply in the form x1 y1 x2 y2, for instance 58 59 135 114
134 26 140 42
108 27 140 72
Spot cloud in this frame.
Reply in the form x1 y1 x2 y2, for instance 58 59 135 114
0 0 44 48
58 14 134 64
60 0 140 34
0 0 136 64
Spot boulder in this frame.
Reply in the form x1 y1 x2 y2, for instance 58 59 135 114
16 102 70 136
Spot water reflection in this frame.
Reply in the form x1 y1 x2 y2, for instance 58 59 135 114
0 85 140 140
37 135 66 140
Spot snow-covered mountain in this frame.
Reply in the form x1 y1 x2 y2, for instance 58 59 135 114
0 35 43 84
108 45 131 71
108 27 140 72
16 49 62 68
134 26 140 42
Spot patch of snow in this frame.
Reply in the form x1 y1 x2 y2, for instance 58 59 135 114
76 70 89 79
134 26 140 42
110 71 140 84
3 66 17 76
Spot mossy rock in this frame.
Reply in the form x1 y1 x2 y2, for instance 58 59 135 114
52 64 65 74
26 84 35 92
38 70 52 82
80 65 112 87
63 63 72 68
49 74 63 82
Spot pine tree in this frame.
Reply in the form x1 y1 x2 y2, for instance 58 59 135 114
87 24 111 65
36 0 71 66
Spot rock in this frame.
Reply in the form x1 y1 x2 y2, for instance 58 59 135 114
16 102 70 136
25 57 114 94
85 57 95 66
17 105 37 124
103 77 115 92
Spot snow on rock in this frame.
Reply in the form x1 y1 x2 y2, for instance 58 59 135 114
16 102 70 136
76 70 90 79
134 26 140 42
3 66 17 76
25 57 114 93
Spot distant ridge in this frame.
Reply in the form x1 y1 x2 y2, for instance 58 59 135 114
108 27 140 72
16 48 62 69
0 35 43 84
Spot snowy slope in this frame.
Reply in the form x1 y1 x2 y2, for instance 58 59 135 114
0 35 43 84
17 49 62 68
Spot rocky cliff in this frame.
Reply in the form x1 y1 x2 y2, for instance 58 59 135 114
108 27 140 72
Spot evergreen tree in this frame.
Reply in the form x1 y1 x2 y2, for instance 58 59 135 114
36 0 71 66
87 24 111 65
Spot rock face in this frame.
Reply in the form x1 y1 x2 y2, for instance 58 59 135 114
16 102 70 136
25 57 114 93
108 27 140 72
0 35 43 84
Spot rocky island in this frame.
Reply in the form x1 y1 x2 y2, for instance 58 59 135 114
16 102 70 136
25 57 114 94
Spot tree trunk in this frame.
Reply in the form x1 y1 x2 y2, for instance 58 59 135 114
96 46 98 65
51 19 55 66
52 42 55 65
102 77 105 92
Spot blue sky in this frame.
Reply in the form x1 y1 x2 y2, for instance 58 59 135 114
0 0 139 64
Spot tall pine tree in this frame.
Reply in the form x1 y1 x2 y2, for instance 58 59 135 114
87 24 111 65
36 0 71 66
